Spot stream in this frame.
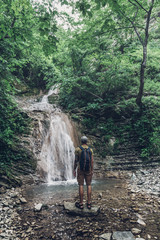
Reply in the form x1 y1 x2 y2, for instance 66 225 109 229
23 178 121 203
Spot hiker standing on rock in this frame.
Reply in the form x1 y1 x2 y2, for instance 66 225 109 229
73 136 93 209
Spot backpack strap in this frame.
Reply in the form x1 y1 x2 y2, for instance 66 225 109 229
87 147 92 159
79 146 84 151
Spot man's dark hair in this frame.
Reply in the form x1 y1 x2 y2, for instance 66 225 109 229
81 136 88 144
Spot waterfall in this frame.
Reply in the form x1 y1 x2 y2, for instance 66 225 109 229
39 114 75 183
38 87 75 184
20 87 76 184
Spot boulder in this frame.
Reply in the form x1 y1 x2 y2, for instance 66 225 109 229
112 231 135 240
64 202 100 217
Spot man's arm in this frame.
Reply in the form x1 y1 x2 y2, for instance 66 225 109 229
91 149 93 175
73 150 79 177
91 154 93 175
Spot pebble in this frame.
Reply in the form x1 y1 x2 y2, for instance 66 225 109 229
129 167 160 197
131 228 141 235
137 219 146 226
0 188 22 239
20 197 27 203
34 203 43 212
99 233 112 240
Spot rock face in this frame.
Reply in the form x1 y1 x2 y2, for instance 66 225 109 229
93 129 160 178
64 202 100 216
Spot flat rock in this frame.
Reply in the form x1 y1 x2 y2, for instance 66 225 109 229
112 231 135 240
64 202 100 216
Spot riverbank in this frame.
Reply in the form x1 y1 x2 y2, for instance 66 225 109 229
0 169 160 240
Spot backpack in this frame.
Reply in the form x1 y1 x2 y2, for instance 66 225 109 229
79 146 92 171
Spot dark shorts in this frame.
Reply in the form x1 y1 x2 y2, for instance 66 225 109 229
77 169 92 186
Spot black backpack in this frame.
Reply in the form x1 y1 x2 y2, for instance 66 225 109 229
79 146 92 171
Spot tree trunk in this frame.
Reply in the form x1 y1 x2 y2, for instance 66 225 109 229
136 46 146 108
136 0 154 108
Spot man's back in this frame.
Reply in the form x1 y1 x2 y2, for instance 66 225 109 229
75 144 93 172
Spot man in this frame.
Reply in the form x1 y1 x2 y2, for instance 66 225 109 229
73 136 93 209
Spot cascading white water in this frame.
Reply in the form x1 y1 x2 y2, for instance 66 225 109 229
37 87 75 184
39 114 75 183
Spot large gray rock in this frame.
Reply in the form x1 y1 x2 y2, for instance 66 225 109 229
112 231 135 240
64 202 100 216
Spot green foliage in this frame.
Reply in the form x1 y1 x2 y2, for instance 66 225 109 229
132 101 160 159
0 84 30 165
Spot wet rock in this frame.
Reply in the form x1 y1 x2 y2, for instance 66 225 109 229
34 203 43 212
99 232 112 240
112 231 135 240
64 202 100 216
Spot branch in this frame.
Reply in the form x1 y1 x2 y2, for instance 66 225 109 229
144 0 154 46
131 0 149 13
130 20 144 45
128 0 139 22
93 26 145 37
82 89 103 100
112 0 144 45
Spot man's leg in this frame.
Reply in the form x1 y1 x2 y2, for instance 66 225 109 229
87 185 92 204
79 185 84 204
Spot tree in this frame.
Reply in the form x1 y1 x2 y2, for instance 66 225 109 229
52 0 160 159
74 0 159 108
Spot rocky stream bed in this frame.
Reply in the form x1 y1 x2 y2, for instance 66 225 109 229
0 167 160 240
